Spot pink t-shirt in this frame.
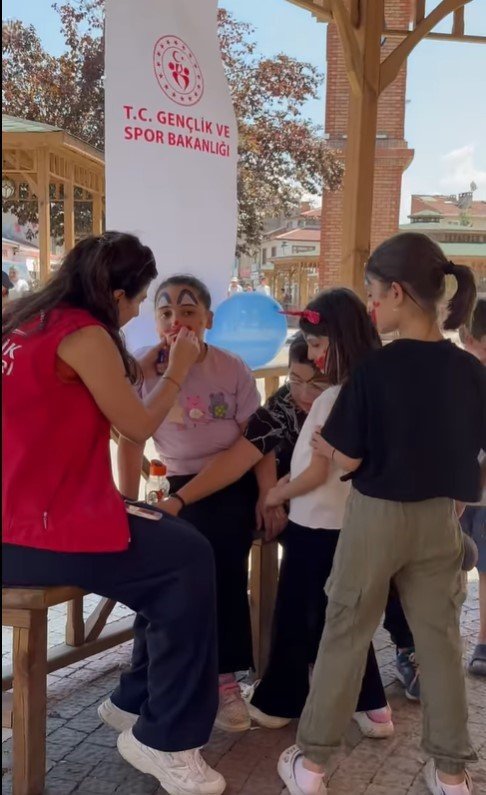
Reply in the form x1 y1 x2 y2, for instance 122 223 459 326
138 345 261 476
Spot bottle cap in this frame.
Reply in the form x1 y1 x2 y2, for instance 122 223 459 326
149 459 167 477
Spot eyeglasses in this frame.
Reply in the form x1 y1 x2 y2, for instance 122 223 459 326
286 376 329 395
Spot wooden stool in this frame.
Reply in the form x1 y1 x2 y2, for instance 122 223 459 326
2 586 85 795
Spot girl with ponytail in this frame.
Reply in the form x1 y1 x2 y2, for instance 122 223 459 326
277 233 485 795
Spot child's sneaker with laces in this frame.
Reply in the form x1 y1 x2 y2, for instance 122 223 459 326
214 674 250 732
396 647 421 701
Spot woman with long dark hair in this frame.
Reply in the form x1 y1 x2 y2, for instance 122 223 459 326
2 232 226 795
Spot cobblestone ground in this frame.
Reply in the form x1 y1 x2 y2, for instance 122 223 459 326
2 579 485 795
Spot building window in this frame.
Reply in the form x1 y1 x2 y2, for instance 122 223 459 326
262 249 267 265
271 246 277 258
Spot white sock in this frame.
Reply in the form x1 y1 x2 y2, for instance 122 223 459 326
436 773 470 795
294 756 325 795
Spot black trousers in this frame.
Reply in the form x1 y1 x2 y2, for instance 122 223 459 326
384 581 415 649
252 521 388 718
169 471 257 674
2 510 218 752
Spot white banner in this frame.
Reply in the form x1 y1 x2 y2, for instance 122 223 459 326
105 0 238 349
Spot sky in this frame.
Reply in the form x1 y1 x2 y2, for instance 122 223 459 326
4 0 486 221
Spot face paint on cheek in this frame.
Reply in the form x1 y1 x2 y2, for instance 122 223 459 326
315 347 329 373
369 301 380 327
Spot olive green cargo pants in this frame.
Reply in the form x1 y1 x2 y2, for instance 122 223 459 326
297 489 477 775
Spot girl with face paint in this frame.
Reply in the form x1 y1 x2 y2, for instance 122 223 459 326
117 275 262 735
239 289 398 741
278 235 482 795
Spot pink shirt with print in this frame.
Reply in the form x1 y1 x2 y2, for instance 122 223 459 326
137 345 261 476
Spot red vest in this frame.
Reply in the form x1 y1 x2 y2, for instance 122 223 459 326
2 307 129 552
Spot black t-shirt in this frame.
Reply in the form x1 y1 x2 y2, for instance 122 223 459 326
244 384 307 478
322 339 486 503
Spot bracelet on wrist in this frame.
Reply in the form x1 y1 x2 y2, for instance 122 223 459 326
170 492 186 509
162 374 182 391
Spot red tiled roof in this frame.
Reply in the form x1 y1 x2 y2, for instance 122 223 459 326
300 207 322 218
274 229 321 242
411 195 486 218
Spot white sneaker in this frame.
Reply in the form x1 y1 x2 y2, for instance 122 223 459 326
248 702 291 729
241 680 291 729
277 745 327 795
423 759 474 795
98 698 138 732
352 707 394 739
117 729 226 795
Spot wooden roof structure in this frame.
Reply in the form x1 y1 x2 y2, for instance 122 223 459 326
2 115 104 281
285 1 486 291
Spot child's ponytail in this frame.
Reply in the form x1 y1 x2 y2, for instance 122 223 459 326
442 260 477 331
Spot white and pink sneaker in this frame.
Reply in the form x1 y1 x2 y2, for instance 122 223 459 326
214 674 250 733
352 705 394 738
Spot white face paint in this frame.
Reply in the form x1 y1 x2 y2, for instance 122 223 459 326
155 284 213 342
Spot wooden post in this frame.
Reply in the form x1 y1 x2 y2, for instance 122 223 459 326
63 166 75 253
36 148 51 283
92 193 103 236
338 0 383 292
66 596 85 647
12 610 47 795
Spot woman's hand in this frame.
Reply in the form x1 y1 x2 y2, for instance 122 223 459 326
167 327 200 377
159 495 182 517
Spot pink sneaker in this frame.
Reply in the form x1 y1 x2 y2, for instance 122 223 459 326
214 674 250 733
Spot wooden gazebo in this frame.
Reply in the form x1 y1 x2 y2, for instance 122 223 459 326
286 1 486 291
2 115 104 282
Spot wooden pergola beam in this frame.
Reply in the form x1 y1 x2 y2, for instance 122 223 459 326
330 0 363 95
380 0 473 93
339 0 383 292
36 148 51 283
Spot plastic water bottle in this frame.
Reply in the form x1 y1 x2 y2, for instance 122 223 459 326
145 460 170 505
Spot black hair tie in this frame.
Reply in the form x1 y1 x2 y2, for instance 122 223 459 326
443 261 456 275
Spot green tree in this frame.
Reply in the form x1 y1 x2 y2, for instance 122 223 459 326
2 2 342 251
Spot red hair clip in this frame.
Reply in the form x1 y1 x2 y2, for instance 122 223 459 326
279 309 320 325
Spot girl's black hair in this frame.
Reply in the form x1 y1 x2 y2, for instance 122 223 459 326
155 275 211 309
365 232 476 331
470 298 486 340
299 288 381 385
2 232 157 383
288 332 314 367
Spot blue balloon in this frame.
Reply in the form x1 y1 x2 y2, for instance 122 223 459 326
206 292 287 369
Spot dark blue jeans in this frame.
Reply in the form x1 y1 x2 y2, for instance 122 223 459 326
2 510 218 752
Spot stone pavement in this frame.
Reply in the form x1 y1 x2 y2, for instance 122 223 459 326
2 578 485 795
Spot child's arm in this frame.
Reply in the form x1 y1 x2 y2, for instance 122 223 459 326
162 436 263 514
117 435 145 500
311 428 362 472
265 451 329 508
254 452 287 540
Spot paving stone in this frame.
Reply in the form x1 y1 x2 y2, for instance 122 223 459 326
2 578 484 794
74 776 119 793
